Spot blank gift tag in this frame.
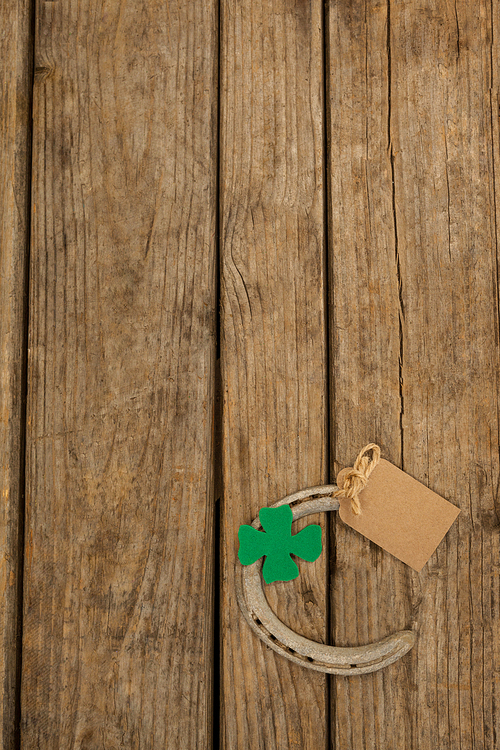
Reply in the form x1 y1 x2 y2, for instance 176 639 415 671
338 459 460 571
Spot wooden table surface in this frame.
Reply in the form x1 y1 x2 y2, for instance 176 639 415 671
1 0 499 747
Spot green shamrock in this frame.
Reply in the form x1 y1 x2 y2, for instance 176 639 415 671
238 504 322 583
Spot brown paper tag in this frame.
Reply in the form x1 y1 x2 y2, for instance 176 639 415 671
338 459 460 571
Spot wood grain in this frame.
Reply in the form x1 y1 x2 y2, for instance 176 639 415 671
0 1 33 748
1 0 497 745
22 0 218 746
328 0 500 747
391 1 500 747
327 1 413 747
219 0 328 746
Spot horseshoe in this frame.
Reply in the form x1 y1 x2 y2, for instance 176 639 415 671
236 485 416 675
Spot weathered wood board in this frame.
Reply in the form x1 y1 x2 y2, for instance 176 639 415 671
328 0 500 748
0 1 33 748
391 1 500 746
22 0 218 746
219 0 329 747
327 1 414 747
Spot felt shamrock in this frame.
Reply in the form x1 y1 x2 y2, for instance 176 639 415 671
238 504 322 583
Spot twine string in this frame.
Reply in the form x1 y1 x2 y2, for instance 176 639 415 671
332 443 381 515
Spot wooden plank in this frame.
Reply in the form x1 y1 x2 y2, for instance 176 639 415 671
390 1 500 747
219 0 328 747
326 1 413 747
0 0 33 747
22 0 218 746
328 0 500 747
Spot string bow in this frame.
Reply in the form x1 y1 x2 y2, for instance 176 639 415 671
333 443 381 515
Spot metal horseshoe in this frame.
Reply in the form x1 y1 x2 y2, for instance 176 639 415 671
236 485 416 675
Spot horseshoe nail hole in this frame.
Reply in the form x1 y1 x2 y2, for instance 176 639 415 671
287 493 336 508
269 634 277 642
350 664 357 669
306 656 314 663
254 618 262 626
